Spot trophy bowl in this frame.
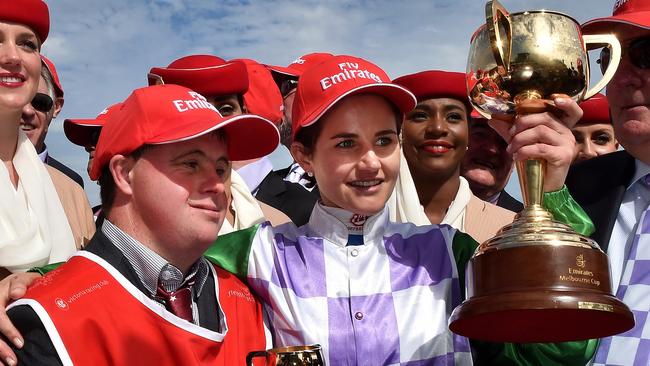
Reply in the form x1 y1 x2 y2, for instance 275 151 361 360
449 0 634 343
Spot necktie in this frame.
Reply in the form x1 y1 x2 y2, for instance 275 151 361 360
155 280 195 323
593 174 650 365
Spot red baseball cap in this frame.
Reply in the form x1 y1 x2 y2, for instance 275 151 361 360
148 55 248 97
90 85 279 180
0 0 49 44
291 55 416 140
267 52 335 78
582 0 650 33
393 70 471 111
578 93 611 125
64 103 122 147
41 55 63 97
231 58 283 125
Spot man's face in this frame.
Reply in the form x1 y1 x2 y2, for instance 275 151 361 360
20 76 60 152
127 133 230 263
461 118 513 201
605 26 650 163
279 90 296 148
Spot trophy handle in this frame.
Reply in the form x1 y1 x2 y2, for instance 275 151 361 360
583 34 621 99
486 0 512 70
246 350 268 366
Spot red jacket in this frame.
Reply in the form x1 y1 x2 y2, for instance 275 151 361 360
12 251 267 365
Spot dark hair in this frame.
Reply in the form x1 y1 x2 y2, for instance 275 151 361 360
294 94 403 154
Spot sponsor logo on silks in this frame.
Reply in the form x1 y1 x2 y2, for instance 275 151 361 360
172 91 219 114
613 0 629 11
350 213 368 227
98 107 109 116
320 62 384 90
55 298 68 310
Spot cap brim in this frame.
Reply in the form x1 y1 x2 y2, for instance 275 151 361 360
63 119 103 146
147 114 280 161
299 83 417 131
267 64 301 78
582 12 650 34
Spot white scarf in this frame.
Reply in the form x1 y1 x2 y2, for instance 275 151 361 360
219 170 266 235
387 150 472 231
0 131 76 272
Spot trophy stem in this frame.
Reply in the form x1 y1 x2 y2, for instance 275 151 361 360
516 159 545 208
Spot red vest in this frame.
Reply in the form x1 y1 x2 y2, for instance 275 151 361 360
12 251 267 365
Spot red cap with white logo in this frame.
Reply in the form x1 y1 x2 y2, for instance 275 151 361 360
63 103 122 147
89 84 279 180
267 52 335 78
291 55 416 140
582 0 650 33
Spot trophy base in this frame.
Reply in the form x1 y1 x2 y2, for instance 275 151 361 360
449 207 634 343
449 289 633 343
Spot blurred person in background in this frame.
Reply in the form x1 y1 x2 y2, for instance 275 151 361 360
461 110 522 212
20 56 84 187
572 93 619 164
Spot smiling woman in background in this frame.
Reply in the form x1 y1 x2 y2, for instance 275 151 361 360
390 70 515 242
0 0 94 278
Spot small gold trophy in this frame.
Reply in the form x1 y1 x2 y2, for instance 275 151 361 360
449 0 634 343
246 345 324 366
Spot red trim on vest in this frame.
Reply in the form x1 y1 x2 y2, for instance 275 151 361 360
21 254 266 365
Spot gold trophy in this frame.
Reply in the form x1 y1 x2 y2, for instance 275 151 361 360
449 0 634 343
246 345 324 366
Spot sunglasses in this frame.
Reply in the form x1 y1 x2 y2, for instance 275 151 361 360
280 78 298 97
598 36 650 74
31 92 54 113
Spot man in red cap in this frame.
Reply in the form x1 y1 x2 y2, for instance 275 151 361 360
150 55 315 226
228 58 319 226
267 53 334 194
63 103 121 181
3 85 277 365
566 1 650 364
571 93 619 164
20 56 84 187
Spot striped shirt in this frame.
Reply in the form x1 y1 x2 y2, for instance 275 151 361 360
102 220 210 325
210 203 474 365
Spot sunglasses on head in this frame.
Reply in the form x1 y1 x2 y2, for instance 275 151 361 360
280 78 298 97
598 36 650 74
31 92 54 113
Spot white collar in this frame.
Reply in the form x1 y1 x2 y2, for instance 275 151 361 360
307 202 389 247
629 158 650 188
